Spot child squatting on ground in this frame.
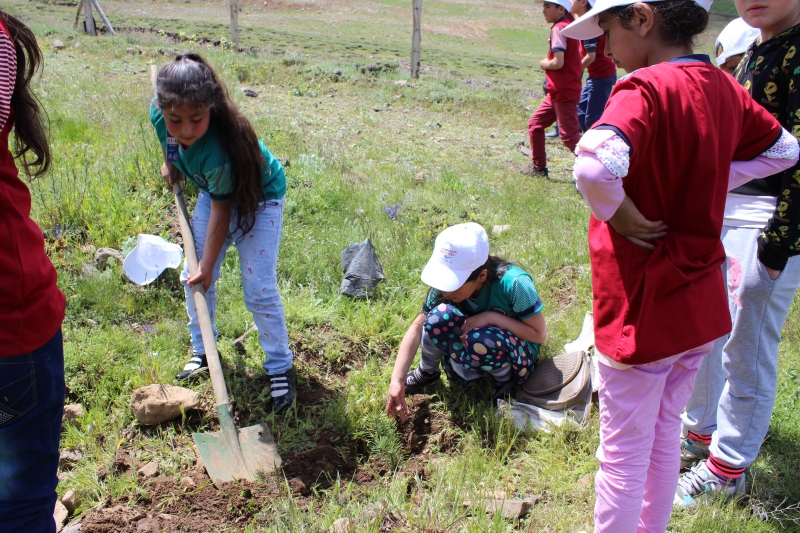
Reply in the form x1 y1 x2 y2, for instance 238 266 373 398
526 0 583 178
677 0 800 507
385 223 548 422
561 0 799 529
151 54 296 413
0 11 67 533
570 0 618 132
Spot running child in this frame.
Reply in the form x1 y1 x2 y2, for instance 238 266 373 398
385 223 547 421
151 53 296 412
561 0 797 530
526 0 582 178
0 11 66 533
570 0 617 132
678 0 800 507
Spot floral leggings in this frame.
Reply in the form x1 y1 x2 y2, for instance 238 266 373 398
424 303 536 385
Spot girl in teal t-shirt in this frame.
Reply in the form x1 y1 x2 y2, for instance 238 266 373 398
386 223 548 421
151 53 295 413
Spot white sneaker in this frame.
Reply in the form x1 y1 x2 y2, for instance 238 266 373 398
674 460 745 508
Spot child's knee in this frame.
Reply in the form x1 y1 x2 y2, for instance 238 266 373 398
425 303 464 328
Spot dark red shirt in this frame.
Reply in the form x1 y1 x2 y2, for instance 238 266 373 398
581 35 617 79
0 18 65 357
590 57 782 365
545 15 583 103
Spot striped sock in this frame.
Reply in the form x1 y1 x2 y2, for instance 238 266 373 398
687 431 712 444
707 454 745 480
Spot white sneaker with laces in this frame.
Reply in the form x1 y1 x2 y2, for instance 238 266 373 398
674 460 745 508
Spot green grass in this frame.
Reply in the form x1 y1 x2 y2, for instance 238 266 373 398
3 0 800 530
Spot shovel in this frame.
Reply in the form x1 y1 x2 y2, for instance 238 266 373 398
149 65 281 485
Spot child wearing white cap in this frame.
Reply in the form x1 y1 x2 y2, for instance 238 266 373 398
385 223 548 420
562 0 798 530
714 18 760 75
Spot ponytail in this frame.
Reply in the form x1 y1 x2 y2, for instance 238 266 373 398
2 11 51 179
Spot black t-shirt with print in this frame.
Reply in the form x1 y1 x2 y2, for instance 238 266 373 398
734 24 800 270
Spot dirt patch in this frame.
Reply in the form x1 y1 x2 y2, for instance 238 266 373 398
290 324 392 376
552 264 581 309
398 394 459 456
282 443 357 491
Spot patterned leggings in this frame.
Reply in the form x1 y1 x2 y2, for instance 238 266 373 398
424 303 536 385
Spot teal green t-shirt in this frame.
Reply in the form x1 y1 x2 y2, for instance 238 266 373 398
150 100 286 202
422 265 544 357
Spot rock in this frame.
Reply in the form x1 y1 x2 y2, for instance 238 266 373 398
464 498 536 520
333 69 342 75
62 524 82 533
288 477 308 495
394 79 407 86
493 490 507 499
54 500 69 531
136 517 160 532
95 248 124 270
53 39 65 49
63 404 84 424
492 225 511 236
329 517 352 533
59 450 82 469
412 171 426 182
137 460 159 478
180 476 195 489
242 88 259 97
62 489 79 514
130 384 201 425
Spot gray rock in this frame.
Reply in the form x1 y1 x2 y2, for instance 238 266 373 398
136 517 160 532
137 460 159 478
130 384 201 425
62 489 79 513
52 40 65 49
95 248 124 270
59 450 83 468
63 404 84 424
54 500 69 531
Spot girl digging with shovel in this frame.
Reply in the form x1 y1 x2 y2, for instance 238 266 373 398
151 53 296 413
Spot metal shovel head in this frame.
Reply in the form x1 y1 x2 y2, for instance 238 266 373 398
193 421 281 486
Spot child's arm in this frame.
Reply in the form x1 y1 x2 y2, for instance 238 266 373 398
461 311 547 344
386 312 426 422
581 51 596 70
186 200 232 291
540 51 565 71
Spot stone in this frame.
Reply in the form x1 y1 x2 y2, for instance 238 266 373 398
412 171 426 182
493 490 507 499
59 450 82 469
463 498 535 520
136 517 160 532
54 500 69 531
242 88 259 97
180 476 195 489
492 225 511 236
137 460 159 478
95 248 124 270
130 384 201 425
288 477 308 495
62 524 82 533
62 489 79 513
329 517 352 533
63 404 84 424
52 39 65 49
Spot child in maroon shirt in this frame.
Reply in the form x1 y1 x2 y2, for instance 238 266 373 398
526 0 582 178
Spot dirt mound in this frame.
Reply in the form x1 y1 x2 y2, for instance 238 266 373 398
398 394 459 455
282 443 357 491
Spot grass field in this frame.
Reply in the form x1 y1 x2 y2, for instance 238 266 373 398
3 0 800 531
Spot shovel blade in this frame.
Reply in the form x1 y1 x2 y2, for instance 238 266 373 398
193 424 281 486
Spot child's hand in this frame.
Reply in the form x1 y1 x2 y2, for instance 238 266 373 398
460 312 495 339
386 379 410 422
186 264 213 292
609 195 668 250
161 163 174 191
539 59 550 70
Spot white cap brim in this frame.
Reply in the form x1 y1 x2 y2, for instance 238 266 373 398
561 0 712 40
420 257 473 293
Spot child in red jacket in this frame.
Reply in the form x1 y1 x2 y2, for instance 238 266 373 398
526 0 582 178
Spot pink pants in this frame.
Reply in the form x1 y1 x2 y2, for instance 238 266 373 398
594 345 711 533
527 94 581 171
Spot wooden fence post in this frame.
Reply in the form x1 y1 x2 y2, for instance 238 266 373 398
230 0 240 47
410 0 422 78
91 0 116 35
84 0 96 36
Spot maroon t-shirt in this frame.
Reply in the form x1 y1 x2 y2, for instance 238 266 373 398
581 35 617 79
0 18 65 357
545 15 583 103
589 57 783 365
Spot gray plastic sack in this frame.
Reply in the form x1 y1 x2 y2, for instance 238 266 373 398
340 238 385 298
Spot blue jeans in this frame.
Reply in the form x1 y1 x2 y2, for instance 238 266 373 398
0 330 65 533
182 191 293 375
578 75 616 132
682 226 800 468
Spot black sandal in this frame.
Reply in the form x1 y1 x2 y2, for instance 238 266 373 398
405 367 440 391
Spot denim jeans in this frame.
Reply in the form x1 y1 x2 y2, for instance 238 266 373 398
0 330 65 533
682 225 800 468
578 75 616 132
182 191 293 375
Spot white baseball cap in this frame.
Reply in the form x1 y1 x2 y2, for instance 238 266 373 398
123 234 183 285
715 18 760 66
420 223 490 292
561 0 713 40
535 0 573 14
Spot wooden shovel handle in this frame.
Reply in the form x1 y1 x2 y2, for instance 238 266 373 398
150 65 231 409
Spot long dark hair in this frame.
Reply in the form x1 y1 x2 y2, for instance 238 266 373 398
156 53 266 236
605 0 708 49
2 11 51 179
427 256 513 313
